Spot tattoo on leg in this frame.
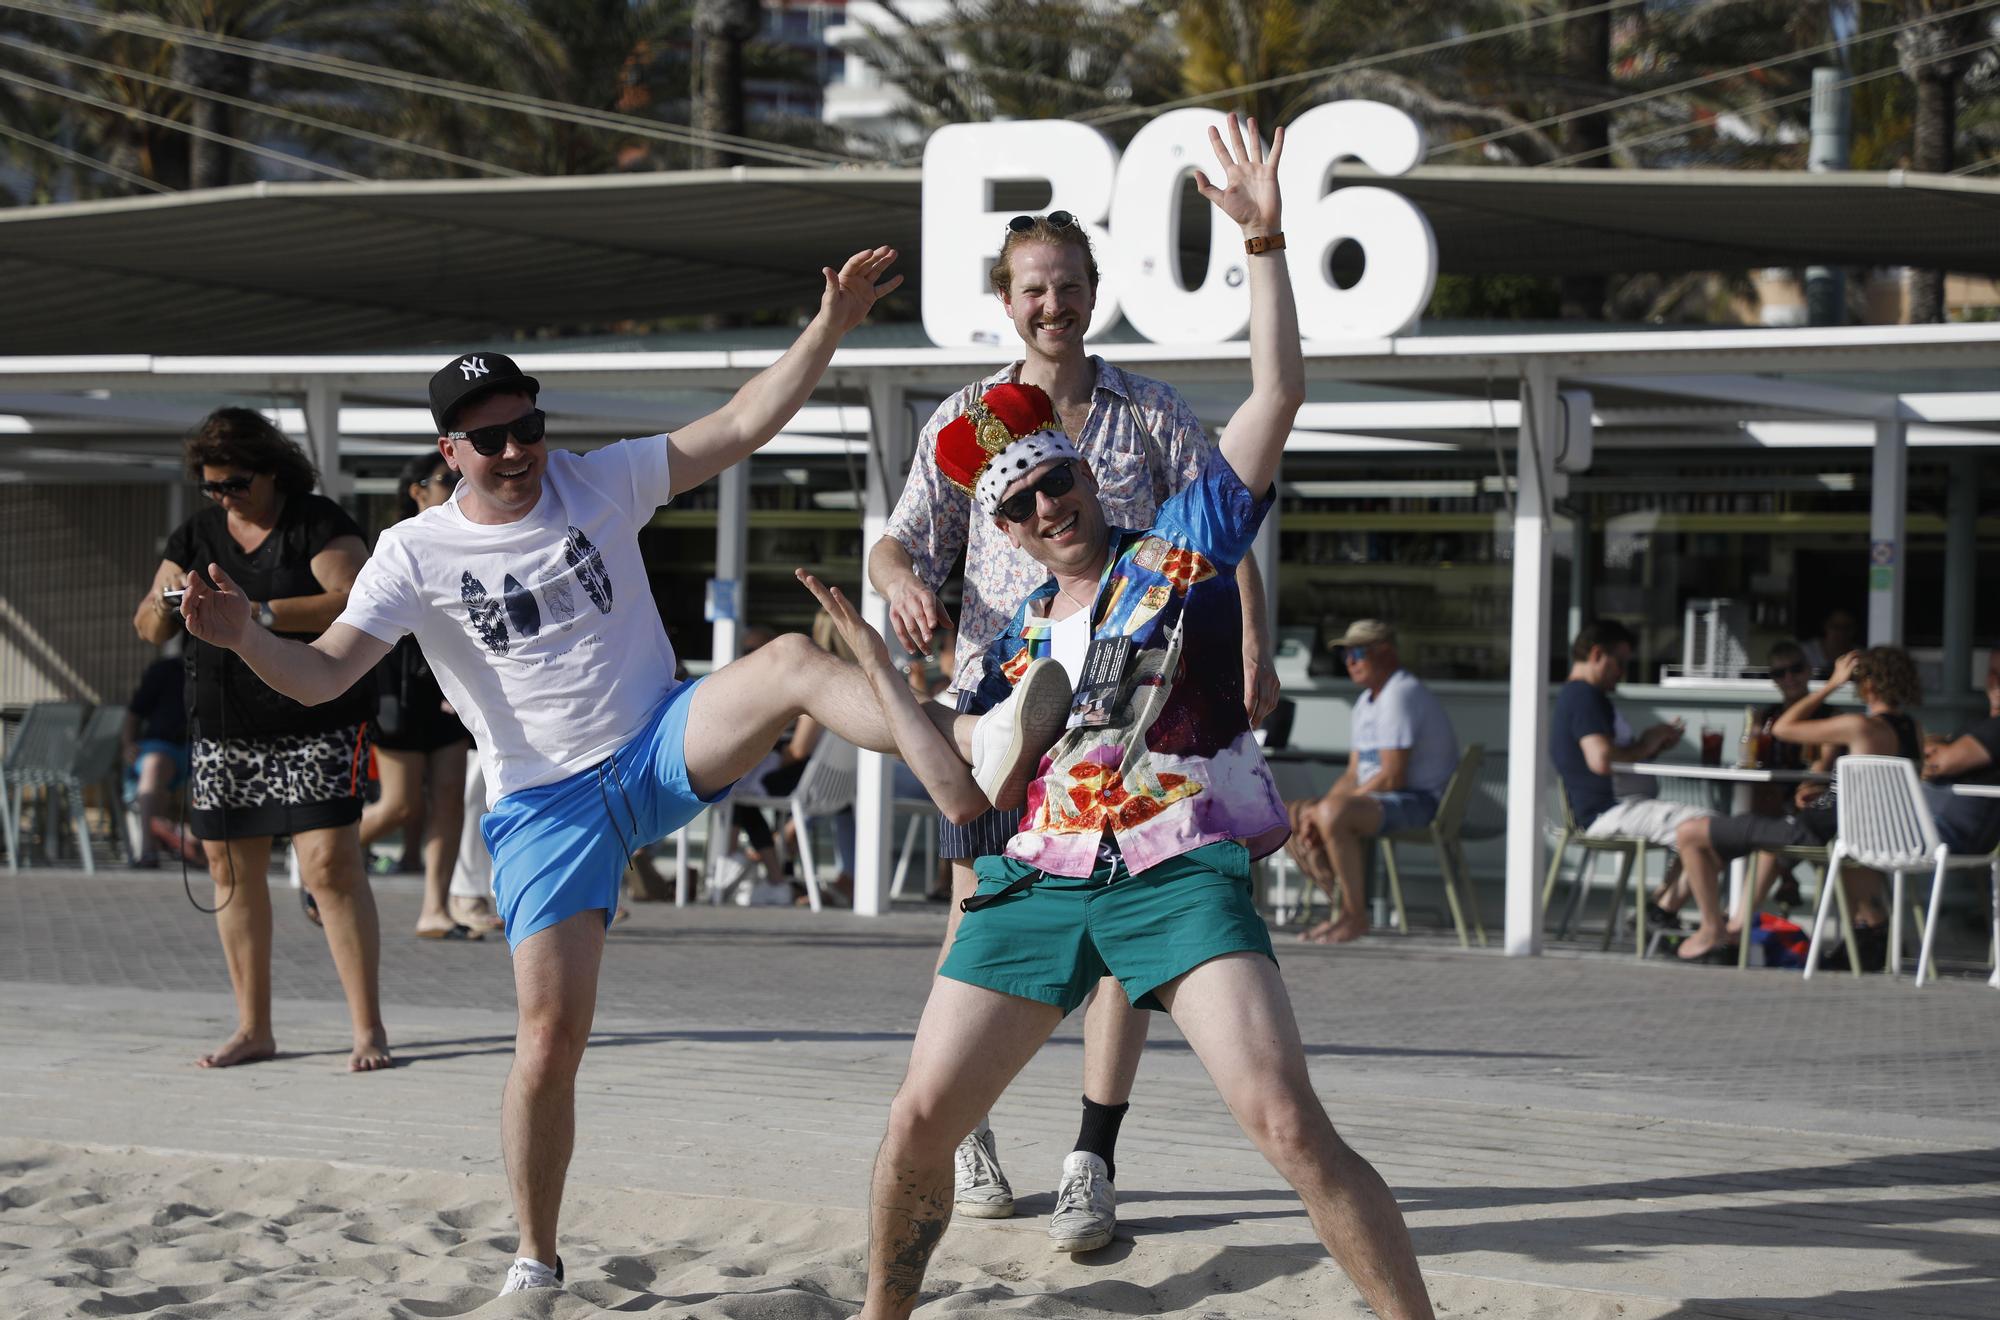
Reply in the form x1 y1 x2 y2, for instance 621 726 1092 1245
882 1182 950 1304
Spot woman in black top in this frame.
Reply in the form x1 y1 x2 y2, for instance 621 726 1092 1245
357 453 479 938
134 407 390 1073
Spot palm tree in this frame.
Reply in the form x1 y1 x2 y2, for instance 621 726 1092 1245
1891 0 1995 319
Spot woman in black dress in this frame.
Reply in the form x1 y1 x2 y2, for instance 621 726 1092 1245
357 454 477 938
134 408 390 1072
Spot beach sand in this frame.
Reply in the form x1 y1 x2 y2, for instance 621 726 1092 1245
2 1138 1658 1319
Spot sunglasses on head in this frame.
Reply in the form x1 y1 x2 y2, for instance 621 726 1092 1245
997 460 1077 525
1004 210 1076 238
448 408 546 457
199 474 255 498
1771 661 1809 678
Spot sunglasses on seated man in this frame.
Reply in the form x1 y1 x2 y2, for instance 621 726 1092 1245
447 408 547 457
198 474 255 497
997 460 1077 525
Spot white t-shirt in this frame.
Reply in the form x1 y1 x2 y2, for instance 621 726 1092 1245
339 436 680 805
1351 667 1458 798
1048 605 1092 689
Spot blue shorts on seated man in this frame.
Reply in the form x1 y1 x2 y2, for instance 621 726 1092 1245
1367 788 1439 835
482 678 730 949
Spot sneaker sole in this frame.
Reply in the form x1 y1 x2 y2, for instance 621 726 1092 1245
1049 1225 1114 1253
954 1199 1016 1219
981 660 1072 812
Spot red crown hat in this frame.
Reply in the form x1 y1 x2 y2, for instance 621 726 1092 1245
936 382 1080 514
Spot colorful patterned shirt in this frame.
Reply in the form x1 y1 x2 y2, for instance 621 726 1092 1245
883 358 1210 694
972 450 1289 878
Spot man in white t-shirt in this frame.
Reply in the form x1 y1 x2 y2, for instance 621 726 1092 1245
1286 620 1459 944
176 248 1073 1299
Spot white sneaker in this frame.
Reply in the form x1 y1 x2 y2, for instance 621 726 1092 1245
499 1255 564 1295
714 851 754 905
953 1124 1015 1219
971 658 1072 811
1047 1151 1115 1253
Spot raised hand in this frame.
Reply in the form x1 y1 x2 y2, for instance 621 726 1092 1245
796 569 894 674
819 246 904 336
1193 113 1283 238
179 563 252 650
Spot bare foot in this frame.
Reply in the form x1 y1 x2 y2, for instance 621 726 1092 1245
1324 912 1370 944
349 1029 394 1073
415 914 480 940
1299 919 1337 943
196 1030 277 1069
1677 927 1727 962
449 894 507 932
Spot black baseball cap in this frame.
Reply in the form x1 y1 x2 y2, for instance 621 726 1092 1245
429 351 540 433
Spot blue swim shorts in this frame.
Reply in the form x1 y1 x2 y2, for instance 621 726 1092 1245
1368 789 1440 835
482 678 729 950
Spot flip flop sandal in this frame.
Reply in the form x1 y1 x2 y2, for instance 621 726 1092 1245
300 887 324 928
416 923 480 941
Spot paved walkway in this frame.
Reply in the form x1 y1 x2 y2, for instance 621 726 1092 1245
5 870 2000 1317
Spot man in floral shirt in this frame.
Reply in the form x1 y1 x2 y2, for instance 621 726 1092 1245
868 155 1278 1254
852 117 1435 1320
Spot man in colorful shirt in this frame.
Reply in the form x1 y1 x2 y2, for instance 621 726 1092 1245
868 139 1278 1248
851 117 1436 1320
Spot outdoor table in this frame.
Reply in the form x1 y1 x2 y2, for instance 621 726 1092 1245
1613 761 1830 913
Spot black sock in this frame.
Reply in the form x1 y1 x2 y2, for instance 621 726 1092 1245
1074 1095 1129 1183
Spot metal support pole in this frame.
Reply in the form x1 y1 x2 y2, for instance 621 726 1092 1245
303 380 342 498
1568 505 1596 646
1941 450 1978 702
1867 418 1906 646
1504 359 1558 957
711 460 749 666
854 379 910 917
1805 68 1850 326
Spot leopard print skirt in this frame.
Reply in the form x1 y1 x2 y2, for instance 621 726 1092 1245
189 723 369 840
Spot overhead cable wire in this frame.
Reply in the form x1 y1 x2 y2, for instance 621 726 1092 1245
2 35 531 178
1072 0 1649 126
1430 0 2000 161
0 0 866 170
1541 32 2000 167
0 65 366 180
0 117 170 192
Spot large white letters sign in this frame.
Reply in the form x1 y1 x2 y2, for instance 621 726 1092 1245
920 102 1438 346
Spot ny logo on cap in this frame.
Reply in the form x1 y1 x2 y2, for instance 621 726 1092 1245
459 356 489 380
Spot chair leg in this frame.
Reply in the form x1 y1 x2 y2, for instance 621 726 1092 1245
3 779 19 873
1633 844 1648 958
1379 840 1407 934
674 827 689 906
1434 832 1470 949
1558 851 1593 940
1988 859 2000 990
1915 856 1948 989
891 814 922 900
791 801 822 913
1457 840 1488 946
1542 831 1569 923
1889 871 1905 977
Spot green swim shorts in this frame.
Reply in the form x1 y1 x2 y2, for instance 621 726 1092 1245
940 841 1276 1015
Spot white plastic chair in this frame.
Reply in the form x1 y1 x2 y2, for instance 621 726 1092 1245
1804 754 2000 986
727 734 858 913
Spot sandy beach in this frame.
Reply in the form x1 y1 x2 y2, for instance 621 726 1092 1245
5 875 2000 1318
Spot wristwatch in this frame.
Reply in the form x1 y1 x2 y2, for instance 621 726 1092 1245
1244 232 1286 255
256 601 276 629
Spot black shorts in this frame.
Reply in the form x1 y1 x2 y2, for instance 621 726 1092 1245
940 689 1020 862
189 725 369 840
372 708 469 754
1706 808 1833 862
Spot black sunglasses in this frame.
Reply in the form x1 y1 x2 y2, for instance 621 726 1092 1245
198 474 255 498
416 468 458 490
997 460 1077 524
448 408 546 457
1770 661 1809 678
1004 210 1076 237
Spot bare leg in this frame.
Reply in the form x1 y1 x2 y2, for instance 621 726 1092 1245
196 835 277 1068
859 977 1064 1320
1081 977 1149 1106
292 824 391 1070
504 910 605 1271
682 622 983 823
134 752 176 863
1158 953 1434 1319
421 740 471 931
1310 794 1382 943
1673 838 1729 962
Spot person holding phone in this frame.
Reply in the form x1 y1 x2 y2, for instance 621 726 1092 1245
134 407 388 1071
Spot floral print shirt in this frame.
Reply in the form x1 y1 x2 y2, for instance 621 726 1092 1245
972 450 1290 878
883 358 1210 693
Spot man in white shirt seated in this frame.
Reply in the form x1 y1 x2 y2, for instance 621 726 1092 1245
1285 620 1459 943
